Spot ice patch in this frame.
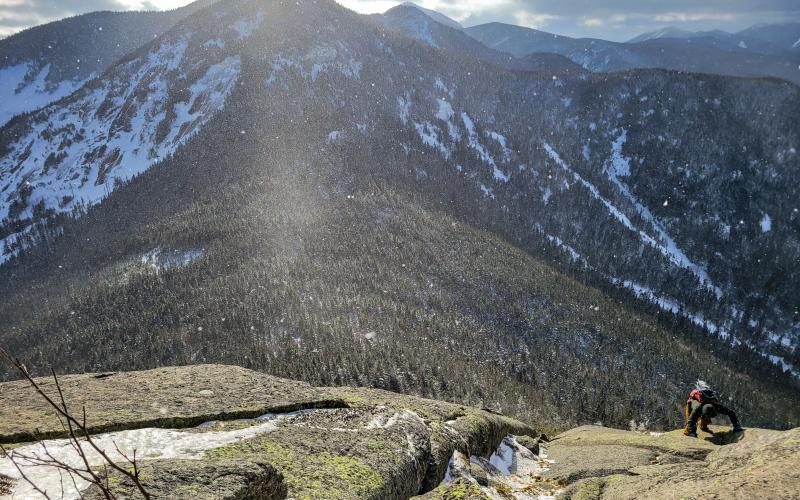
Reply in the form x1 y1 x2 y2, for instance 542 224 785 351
0 411 301 500
488 438 516 475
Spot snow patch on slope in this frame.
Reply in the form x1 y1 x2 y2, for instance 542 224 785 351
462 113 509 182
0 62 88 127
604 131 722 297
414 120 450 158
0 45 241 260
263 45 362 87
760 213 772 233
232 9 264 38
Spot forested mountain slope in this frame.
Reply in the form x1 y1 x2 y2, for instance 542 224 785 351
0 0 216 126
0 0 798 432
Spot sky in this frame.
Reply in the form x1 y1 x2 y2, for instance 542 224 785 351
1 0 799 41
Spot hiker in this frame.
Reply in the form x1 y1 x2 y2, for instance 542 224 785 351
683 381 743 438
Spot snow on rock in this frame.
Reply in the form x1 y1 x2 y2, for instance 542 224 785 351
0 37 241 257
488 437 516 475
768 355 799 376
0 62 88 127
265 55 295 86
0 411 307 500
440 435 560 499
203 38 226 48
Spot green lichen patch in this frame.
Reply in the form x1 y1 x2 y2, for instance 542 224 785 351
206 436 384 499
417 478 489 499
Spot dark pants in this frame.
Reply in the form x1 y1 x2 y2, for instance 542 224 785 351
686 400 740 434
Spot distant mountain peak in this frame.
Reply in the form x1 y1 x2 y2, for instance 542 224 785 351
390 2 463 30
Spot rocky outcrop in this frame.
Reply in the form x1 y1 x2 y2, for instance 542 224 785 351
0 365 538 499
550 425 800 499
2 365 798 499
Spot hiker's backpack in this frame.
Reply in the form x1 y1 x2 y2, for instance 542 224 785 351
689 388 718 404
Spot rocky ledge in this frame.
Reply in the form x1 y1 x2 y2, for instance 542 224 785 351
0 365 798 499
0 364 546 499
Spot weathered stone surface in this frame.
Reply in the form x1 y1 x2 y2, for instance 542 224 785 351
0 365 537 499
553 425 800 499
0 365 331 442
3 366 797 499
82 459 287 500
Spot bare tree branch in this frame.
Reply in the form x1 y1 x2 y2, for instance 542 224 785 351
0 347 151 499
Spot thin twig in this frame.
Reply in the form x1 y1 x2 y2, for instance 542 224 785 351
0 444 52 500
0 347 152 499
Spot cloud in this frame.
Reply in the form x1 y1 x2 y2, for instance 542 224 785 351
653 12 739 23
513 10 559 29
2 0 800 41
581 17 604 27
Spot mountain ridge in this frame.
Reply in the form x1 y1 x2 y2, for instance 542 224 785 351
0 0 219 127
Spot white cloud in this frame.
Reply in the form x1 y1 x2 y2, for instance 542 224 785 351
115 0 190 9
581 17 603 27
654 11 739 23
513 9 559 28
334 0 398 14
